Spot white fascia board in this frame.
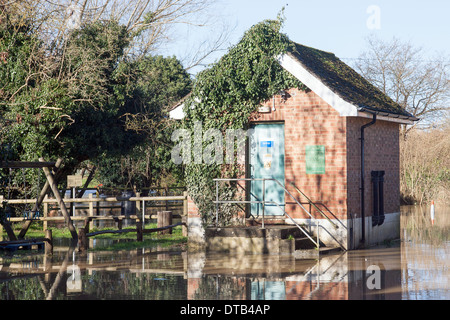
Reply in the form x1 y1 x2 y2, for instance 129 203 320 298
169 103 185 119
356 111 415 125
278 53 359 117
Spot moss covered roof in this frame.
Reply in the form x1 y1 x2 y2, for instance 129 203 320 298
287 42 417 119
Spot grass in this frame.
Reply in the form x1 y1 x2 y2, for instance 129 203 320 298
93 234 187 251
1 221 187 251
89 223 187 251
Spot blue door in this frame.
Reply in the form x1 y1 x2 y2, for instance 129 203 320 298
249 123 285 216
251 280 286 300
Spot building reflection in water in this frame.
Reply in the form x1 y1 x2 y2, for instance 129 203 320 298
187 248 403 300
186 204 448 300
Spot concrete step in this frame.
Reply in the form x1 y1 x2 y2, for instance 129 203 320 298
246 218 287 226
205 225 303 239
318 246 342 255
254 224 312 240
293 246 342 259
294 237 317 250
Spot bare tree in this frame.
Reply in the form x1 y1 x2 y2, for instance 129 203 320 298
4 0 221 58
400 119 450 204
1 0 229 113
181 21 234 73
354 35 450 136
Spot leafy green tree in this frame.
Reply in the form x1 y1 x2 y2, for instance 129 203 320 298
95 55 191 189
0 15 144 197
58 21 134 166
1 19 132 160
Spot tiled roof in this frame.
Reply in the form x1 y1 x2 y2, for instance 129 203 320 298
287 42 417 120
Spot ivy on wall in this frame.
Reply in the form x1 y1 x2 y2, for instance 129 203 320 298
181 15 306 226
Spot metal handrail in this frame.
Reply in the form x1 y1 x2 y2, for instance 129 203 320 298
269 199 320 248
214 178 320 222
215 198 319 248
287 182 346 251
213 178 320 249
289 182 339 229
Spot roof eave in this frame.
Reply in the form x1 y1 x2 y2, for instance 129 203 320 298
357 107 419 125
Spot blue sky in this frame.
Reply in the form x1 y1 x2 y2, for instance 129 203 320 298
159 0 450 74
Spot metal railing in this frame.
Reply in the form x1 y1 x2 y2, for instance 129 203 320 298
289 182 339 229
213 178 321 249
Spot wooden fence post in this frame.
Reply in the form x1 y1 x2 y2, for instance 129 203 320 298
136 220 143 242
157 211 173 235
88 193 94 230
45 229 53 255
43 195 48 232
135 192 141 218
165 187 169 211
183 191 188 216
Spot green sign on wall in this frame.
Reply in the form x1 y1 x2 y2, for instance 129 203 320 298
305 145 325 174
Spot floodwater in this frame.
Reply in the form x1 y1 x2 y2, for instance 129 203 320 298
0 205 448 300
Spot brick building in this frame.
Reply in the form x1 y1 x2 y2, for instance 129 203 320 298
170 42 418 250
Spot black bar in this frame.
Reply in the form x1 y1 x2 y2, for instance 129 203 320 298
378 171 385 226
372 171 379 227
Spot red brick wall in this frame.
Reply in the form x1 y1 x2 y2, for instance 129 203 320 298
187 195 200 218
253 88 348 220
285 280 348 300
346 117 400 218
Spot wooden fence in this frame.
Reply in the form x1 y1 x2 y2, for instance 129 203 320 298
0 192 188 234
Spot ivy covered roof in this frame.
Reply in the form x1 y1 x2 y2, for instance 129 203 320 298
286 42 417 120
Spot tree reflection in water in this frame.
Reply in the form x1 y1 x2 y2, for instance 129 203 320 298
0 205 448 300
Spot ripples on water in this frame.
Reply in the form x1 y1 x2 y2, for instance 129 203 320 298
0 205 448 300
